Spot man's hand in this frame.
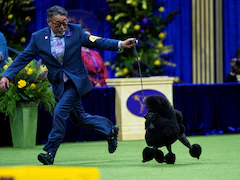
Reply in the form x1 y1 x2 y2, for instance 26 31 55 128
120 38 138 49
0 77 10 91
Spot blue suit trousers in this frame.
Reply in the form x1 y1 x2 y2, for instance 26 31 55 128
43 81 113 155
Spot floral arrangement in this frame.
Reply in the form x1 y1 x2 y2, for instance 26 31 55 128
0 0 35 57
0 58 56 116
105 0 179 77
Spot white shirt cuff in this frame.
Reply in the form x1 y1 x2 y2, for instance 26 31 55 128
118 41 123 53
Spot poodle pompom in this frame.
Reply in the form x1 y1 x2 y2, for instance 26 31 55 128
155 149 164 163
164 152 176 164
189 144 202 159
142 147 155 163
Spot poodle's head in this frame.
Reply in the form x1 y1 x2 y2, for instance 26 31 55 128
145 95 174 118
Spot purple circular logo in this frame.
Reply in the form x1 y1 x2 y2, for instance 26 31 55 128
126 89 166 117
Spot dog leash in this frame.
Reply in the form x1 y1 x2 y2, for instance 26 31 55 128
132 40 145 98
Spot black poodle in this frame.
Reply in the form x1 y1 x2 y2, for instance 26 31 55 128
142 95 202 164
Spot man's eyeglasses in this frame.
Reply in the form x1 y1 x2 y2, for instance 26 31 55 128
50 19 68 27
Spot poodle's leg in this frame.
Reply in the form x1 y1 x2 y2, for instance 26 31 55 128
166 144 172 153
178 133 192 149
164 144 176 164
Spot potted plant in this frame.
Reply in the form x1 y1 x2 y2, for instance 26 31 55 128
0 58 56 148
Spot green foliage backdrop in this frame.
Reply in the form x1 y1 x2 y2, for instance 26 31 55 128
105 0 179 77
0 0 35 57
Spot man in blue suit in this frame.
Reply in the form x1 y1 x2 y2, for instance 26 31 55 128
0 31 8 69
0 5 137 165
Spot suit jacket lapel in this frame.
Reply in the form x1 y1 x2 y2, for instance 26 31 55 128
43 28 52 57
43 27 61 64
63 27 72 64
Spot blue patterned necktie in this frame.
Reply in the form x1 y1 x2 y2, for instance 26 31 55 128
55 36 68 82
55 37 64 64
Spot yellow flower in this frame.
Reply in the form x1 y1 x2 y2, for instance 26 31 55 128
157 43 163 49
123 68 129 74
174 77 179 82
116 67 120 72
30 83 36 89
134 25 140 31
154 59 161 66
25 16 31 21
105 61 111 66
18 79 27 88
43 65 48 70
158 32 166 39
115 71 124 77
27 68 33 75
8 14 13 20
159 7 165 12
137 57 141 61
3 65 8 70
20 37 26 43
131 1 137 6
111 65 115 70
106 15 112 21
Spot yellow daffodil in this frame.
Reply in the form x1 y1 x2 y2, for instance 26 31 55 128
18 79 27 88
154 59 161 66
106 15 112 21
174 77 179 82
3 65 8 70
159 7 165 12
134 25 141 31
30 83 36 89
20 37 26 43
126 0 133 4
158 32 166 39
123 68 129 74
116 67 120 72
115 71 123 77
105 61 111 66
137 57 141 61
8 14 13 20
157 43 163 49
25 16 31 21
131 1 137 6
43 65 48 70
27 68 33 75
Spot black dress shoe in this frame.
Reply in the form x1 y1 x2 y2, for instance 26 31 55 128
108 125 119 153
38 152 54 165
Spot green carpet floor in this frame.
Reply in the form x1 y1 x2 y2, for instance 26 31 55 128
0 134 240 180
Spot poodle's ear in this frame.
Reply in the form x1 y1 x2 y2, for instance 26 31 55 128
142 147 155 163
189 144 202 159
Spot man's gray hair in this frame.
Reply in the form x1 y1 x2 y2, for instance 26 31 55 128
47 5 68 20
